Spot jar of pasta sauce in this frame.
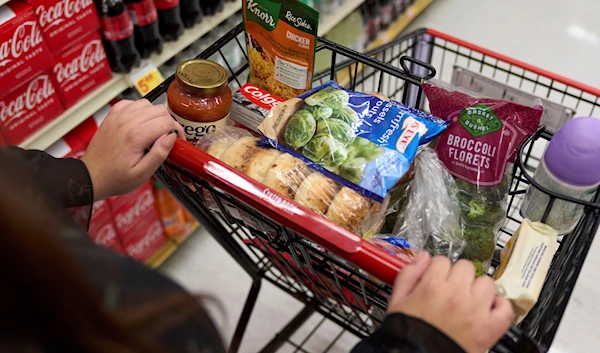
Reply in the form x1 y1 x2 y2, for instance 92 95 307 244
167 59 232 142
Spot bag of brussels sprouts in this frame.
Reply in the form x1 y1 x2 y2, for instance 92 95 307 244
258 81 449 203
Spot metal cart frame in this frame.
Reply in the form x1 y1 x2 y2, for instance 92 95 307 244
146 25 600 353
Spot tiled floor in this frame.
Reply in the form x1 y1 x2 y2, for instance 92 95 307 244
161 1 600 352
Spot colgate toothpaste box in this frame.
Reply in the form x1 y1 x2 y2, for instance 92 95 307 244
51 31 112 108
0 1 53 95
231 83 284 132
0 72 63 145
25 0 100 55
88 200 124 254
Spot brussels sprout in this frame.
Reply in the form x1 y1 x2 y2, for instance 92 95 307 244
284 110 317 149
346 138 382 161
316 118 355 145
331 106 359 126
302 134 348 169
339 157 367 184
304 87 349 109
301 104 333 120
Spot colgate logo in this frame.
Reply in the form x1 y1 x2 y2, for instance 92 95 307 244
96 223 117 247
36 0 94 28
242 84 282 109
0 75 55 125
127 221 163 256
0 21 44 67
54 40 106 84
114 190 154 229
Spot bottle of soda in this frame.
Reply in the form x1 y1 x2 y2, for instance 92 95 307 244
98 0 141 72
126 0 163 58
154 0 184 41
180 0 202 28
200 0 223 17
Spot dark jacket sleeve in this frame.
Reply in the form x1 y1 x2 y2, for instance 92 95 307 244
4 147 94 229
351 313 465 353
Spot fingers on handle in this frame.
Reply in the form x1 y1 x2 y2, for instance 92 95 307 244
134 133 177 182
111 99 134 112
389 252 431 308
448 259 476 288
489 296 515 337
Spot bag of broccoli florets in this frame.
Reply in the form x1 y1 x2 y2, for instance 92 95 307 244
258 81 449 203
423 80 542 274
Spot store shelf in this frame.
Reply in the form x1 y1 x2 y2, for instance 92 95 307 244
318 0 366 36
337 0 434 86
146 240 179 268
0 0 9 7
20 1 242 151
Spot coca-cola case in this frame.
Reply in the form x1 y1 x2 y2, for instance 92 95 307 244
109 181 167 262
24 0 101 54
88 200 125 254
0 1 53 96
0 72 63 145
51 31 112 108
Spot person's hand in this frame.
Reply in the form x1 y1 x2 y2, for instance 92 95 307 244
81 99 184 201
388 254 514 353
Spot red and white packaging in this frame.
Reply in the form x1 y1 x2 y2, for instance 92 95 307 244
0 1 53 96
109 181 167 262
231 83 284 132
25 0 100 54
51 31 112 108
0 72 63 145
88 199 124 254
46 103 111 157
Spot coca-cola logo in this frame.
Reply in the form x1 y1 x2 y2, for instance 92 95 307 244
92 200 106 214
0 76 55 125
127 221 164 256
36 0 94 28
114 190 154 229
95 223 117 247
54 40 106 84
0 21 44 67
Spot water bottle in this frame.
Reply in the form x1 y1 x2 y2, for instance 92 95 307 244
521 117 600 235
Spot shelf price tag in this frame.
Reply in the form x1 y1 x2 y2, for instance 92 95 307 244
129 61 165 96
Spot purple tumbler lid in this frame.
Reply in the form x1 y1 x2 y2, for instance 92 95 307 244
544 117 600 186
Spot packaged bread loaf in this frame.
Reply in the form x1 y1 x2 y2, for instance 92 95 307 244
195 127 386 236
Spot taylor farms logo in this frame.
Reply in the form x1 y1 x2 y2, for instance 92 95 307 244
246 0 279 31
459 104 502 137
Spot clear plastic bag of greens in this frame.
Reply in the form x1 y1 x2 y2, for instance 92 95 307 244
391 147 464 261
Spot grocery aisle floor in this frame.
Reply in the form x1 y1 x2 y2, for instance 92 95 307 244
161 1 600 352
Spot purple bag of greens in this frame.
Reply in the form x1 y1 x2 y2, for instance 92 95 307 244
423 80 542 274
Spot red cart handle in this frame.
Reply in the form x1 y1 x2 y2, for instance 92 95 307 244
168 139 407 285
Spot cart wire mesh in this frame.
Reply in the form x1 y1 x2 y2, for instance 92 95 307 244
147 24 600 353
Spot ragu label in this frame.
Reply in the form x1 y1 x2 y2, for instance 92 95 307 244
114 189 155 231
51 32 112 108
243 0 318 100
32 0 100 54
168 106 228 142
154 0 179 11
101 12 134 41
0 21 45 67
127 0 158 27
240 83 283 110
0 73 63 145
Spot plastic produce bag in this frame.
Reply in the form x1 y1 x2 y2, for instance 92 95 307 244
377 147 463 261
422 80 542 273
258 81 449 203
195 126 387 236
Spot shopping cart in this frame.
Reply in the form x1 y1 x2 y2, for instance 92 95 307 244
146 24 600 353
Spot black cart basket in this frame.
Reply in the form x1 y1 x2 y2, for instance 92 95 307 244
146 24 600 353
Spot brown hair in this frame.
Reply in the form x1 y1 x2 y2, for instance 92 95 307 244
0 152 213 353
